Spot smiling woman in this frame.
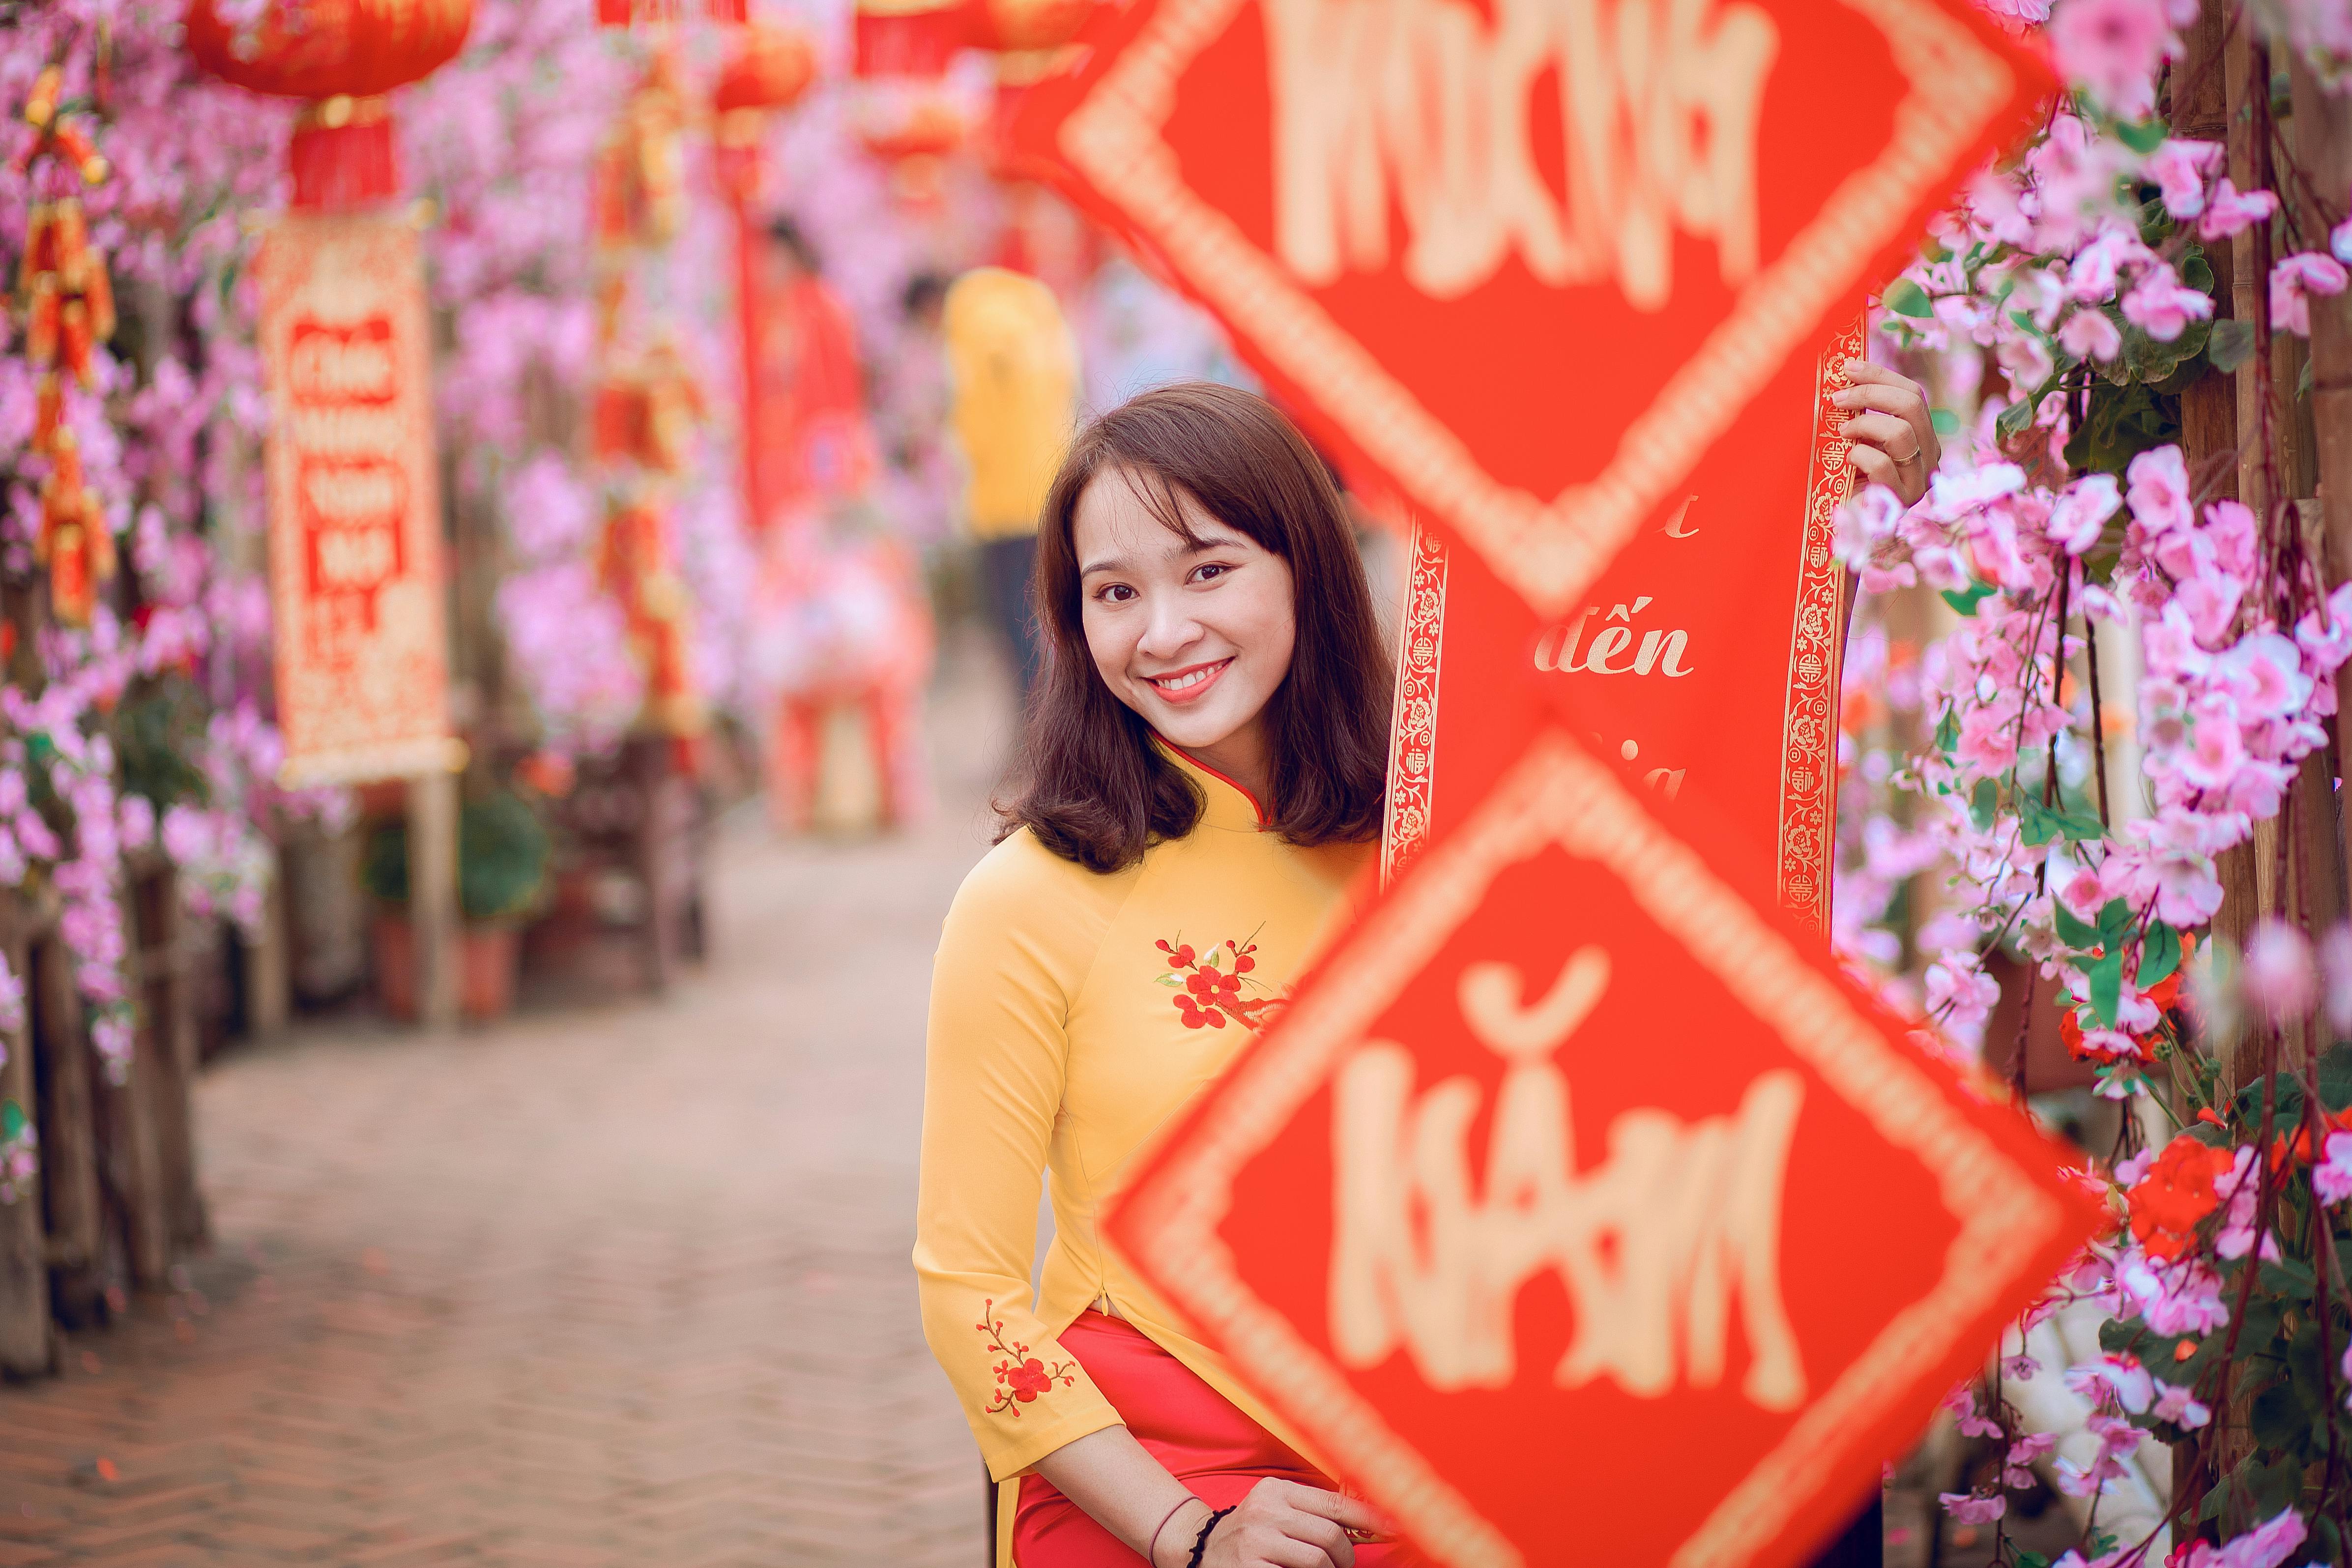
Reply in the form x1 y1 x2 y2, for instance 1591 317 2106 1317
915 384 1404 1568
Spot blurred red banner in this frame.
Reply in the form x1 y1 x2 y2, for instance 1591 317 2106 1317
255 214 454 787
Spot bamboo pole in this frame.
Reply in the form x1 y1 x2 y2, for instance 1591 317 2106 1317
407 770 460 1030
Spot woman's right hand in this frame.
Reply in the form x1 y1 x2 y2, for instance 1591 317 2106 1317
1190 1478 1394 1568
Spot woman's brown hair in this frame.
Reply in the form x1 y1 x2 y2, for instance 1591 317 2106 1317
999 382 1393 872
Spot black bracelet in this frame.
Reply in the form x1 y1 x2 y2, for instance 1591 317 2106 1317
1185 1505 1235 1568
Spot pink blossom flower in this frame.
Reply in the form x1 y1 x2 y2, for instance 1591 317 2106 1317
1939 1490 2007 1524
2321 923 2352 1035
2175 573 2243 647
2059 306 2122 361
2066 1353 2154 1412
2242 919 2316 1023
2270 251 2349 336
2334 216 2352 266
2126 445 2193 534
2047 0 2176 115
2197 180 2281 240
2316 1130 2352 1206
2149 1378 2210 1427
2178 1507 2307 1568
2144 138 2223 217
2121 263 2216 341
2117 1249 2230 1335
2047 474 2120 552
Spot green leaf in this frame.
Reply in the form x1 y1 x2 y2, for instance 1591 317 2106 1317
2064 379 2183 476
2260 1256 2318 1300
2088 944 2126 1027
2098 899 2136 940
1942 581 1996 616
1996 397 2038 440
2208 318 2256 374
0 1100 21 1142
2138 921 2183 990
1154 975 1182 987
2017 1554 2051 1568
2016 794 2099 846
2116 116 2171 153
2319 1043 2352 1110
1970 778 2001 832
1883 277 1935 319
1934 709 1960 755
2054 900 2100 951
2182 248 2216 296
1929 407 1961 436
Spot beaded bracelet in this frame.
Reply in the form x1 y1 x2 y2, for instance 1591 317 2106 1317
1185 1505 1236 1568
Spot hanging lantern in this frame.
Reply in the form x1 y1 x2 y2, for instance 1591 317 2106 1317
183 0 476 209
596 0 745 26
965 0 1096 53
714 22 818 113
853 0 971 78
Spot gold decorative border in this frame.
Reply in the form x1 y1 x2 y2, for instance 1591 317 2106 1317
1117 732 2069 1568
1380 520 1448 888
1054 0 2014 617
1773 326 1866 930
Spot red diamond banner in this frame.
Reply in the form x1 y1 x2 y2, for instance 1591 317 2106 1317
1109 732 2107 1568
1012 0 2052 617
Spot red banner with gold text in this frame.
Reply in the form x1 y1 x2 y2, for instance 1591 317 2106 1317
255 214 454 787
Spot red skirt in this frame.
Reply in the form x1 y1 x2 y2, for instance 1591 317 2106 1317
1013 1311 1408 1567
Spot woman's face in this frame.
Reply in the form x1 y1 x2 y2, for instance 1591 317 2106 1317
1072 466 1296 779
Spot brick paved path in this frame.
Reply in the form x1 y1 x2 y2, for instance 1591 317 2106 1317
0 685 1013 1567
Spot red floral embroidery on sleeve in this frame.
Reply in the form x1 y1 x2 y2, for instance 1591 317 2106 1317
1154 930 1280 1031
977 1301 1078 1417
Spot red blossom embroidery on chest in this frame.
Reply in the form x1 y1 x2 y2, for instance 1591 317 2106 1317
1154 930 1281 1031
976 1301 1077 1416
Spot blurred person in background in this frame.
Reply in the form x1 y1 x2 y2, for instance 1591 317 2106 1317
943 264 1080 704
916 384 1402 1568
747 219 934 832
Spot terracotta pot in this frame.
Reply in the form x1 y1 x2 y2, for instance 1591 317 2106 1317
372 910 417 1022
460 924 521 1021
370 913 523 1023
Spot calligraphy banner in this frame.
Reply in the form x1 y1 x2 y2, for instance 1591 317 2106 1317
255 214 454 787
1384 324 1863 922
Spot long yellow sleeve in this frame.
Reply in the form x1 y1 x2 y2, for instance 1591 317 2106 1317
915 831 1135 1479
942 267 1079 541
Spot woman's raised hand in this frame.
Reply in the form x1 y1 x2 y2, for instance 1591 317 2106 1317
1832 358 1942 509
1192 1478 1395 1568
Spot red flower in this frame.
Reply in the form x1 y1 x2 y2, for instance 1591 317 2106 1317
2129 1135 2236 1260
1174 994 1225 1029
1004 1358 1055 1401
1156 939 1196 967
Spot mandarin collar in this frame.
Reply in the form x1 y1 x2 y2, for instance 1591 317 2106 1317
1153 737 1271 832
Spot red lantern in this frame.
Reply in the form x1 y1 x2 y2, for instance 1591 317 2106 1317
966 0 1095 52
713 22 817 115
183 0 476 209
853 0 970 78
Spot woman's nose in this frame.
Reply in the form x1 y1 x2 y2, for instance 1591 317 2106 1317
1136 600 1202 659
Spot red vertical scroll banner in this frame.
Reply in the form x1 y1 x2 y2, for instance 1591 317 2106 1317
255 214 454 786
1383 323 1864 924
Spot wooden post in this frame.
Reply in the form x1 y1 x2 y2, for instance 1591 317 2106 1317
243 847 292 1041
408 769 460 1030
2298 63 2352 900
0 925 49 1377
33 938 104 1326
132 864 207 1255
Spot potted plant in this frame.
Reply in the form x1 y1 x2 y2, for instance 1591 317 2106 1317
362 790 552 1021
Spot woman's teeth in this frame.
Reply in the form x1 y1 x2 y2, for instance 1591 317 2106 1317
1152 663 1222 693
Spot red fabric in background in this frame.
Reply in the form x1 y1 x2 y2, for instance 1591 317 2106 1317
1013 1313 1413 1567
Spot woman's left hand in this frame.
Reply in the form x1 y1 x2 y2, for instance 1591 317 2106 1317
1833 359 1940 509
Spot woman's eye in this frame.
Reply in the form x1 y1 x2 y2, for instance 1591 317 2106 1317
1099 583 1136 603
1191 563 1230 584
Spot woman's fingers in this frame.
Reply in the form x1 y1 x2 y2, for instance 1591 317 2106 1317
1850 442 1902 499
1282 1511 1355 1567
1836 359 1939 461
1839 410 1918 458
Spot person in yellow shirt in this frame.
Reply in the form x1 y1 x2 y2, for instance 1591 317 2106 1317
942 266 1081 702
917 384 1403 1567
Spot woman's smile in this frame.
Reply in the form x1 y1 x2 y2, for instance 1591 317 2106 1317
1144 658 1232 703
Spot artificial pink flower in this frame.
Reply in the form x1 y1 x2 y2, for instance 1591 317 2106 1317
2058 306 2122 361
1939 1490 2008 1525
2125 445 2193 534
2145 138 2223 217
2003 1431 2056 1487
2150 1378 2211 1428
2122 263 2216 341
2335 215 2352 266
2197 179 2281 240
2270 251 2349 336
2175 574 2243 648
2066 1353 2154 1412
2048 0 2176 115
2314 1129 2352 1207
2242 919 2317 1023
1926 952 2001 1030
